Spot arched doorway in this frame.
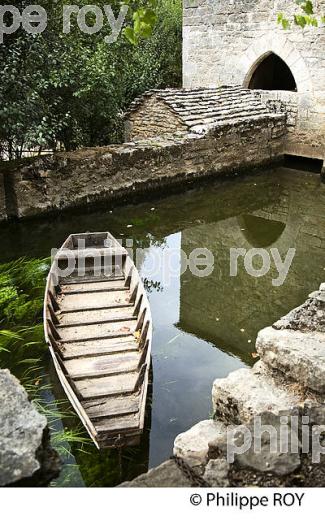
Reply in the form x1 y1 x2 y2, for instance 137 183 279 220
248 53 297 91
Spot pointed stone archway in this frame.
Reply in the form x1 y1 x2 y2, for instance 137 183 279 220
246 52 297 92
240 34 313 94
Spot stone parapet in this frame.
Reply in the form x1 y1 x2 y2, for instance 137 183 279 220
1 113 286 220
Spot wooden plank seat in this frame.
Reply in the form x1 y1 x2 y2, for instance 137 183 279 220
57 306 136 326
60 271 124 284
55 247 128 260
57 319 137 342
57 289 131 311
60 278 128 295
64 351 141 380
74 372 139 400
58 336 139 360
94 413 140 434
82 394 140 420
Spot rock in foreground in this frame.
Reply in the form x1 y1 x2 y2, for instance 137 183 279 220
257 327 325 394
214 412 301 476
118 460 191 487
0 369 60 486
212 363 302 424
203 458 230 486
273 285 325 334
173 420 229 467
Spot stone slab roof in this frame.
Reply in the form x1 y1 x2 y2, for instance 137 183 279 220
125 86 283 134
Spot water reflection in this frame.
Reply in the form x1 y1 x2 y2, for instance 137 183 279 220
238 214 286 248
0 167 324 485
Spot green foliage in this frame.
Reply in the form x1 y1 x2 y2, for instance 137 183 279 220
5 296 44 324
0 285 18 315
124 0 158 44
0 0 182 159
278 0 324 29
0 257 92 474
277 13 291 30
298 0 314 15
0 258 49 372
0 258 49 324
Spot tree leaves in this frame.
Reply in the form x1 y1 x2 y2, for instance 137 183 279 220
297 0 314 15
278 0 323 29
278 13 290 29
0 0 181 157
123 26 137 45
124 4 158 44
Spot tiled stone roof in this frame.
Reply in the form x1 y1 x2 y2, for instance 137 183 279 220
125 86 282 134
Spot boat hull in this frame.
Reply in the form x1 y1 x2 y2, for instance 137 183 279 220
44 232 152 449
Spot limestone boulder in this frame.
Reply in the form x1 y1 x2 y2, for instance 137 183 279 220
216 411 301 476
273 286 325 333
173 419 229 467
212 363 302 424
203 458 230 487
0 369 60 486
256 327 325 394
119 459 191 487
304 400 325 426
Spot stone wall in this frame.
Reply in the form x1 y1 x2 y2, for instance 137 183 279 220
183 0 325 160
125 95 188 141
1 114 285 220
260 90 325 159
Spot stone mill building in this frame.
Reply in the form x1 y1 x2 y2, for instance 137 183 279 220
126 0 324 162
182 0 325 161
1 1 325 223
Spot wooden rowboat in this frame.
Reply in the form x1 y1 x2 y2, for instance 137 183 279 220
44 232 152 449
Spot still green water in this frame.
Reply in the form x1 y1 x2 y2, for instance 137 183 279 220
0 166 325 486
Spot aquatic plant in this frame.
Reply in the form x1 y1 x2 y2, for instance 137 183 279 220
0 257 92 483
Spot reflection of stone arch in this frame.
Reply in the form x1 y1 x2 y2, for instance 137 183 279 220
240 34 313 93
237 212 303 252
237 214 286 248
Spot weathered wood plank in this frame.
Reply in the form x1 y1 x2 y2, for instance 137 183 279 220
82 395 139 419
60 270 123 283
58 320 136 342
58 306 135 326
60 336 138 360
61 279 127 294
58 289 130 311
60 273 124 283
65 352 140 379
94 413 140 434
74 372 138 399
58 316 136 329
62 303 134 314
55 247 127 260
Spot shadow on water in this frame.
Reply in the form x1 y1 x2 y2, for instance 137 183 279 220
1 166 325 484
